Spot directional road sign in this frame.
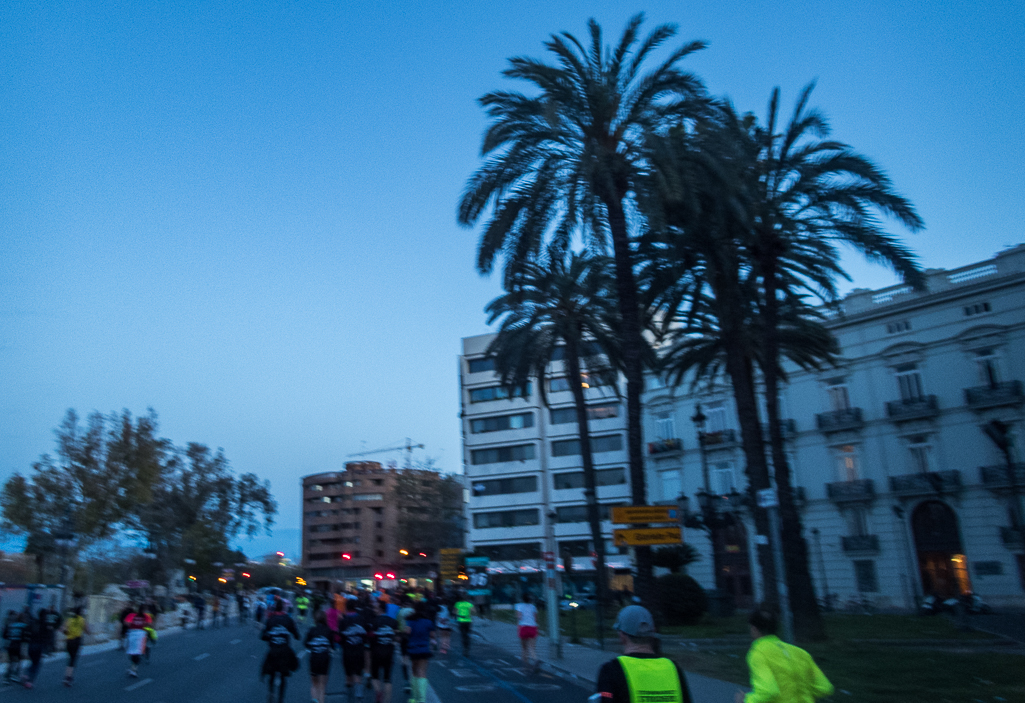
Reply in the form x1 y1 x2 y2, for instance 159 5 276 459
611 505 680 525
613 526 682 546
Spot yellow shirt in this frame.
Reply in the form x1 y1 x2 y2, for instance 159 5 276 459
65 615 86 640
744 636 833 703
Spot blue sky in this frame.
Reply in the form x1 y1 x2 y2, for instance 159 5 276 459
2 1 1023 559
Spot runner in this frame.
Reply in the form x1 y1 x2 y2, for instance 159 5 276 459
22 610 49 689
117 603 135 647
403 601 435 703
123 604 153 678
261 598 300 703
339 599 368 703
296 592 311 626
515 593 539 670
61 606 89 687
304 610 335 703
396 595 416 696
211 592 221 629
453 593 475 655
434 599 452 654
39 602 62 656
367 599 399 703
2 610 28 684
192 594 207 630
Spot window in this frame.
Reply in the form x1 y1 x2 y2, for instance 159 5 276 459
655 412 676 440
886 320 912 334
372 479 383 486
908 436 932 474
477 542 541 561
550 403 619 424
469 383 531 403
471 475 538 496
550 374 608 393
963 301 991 316
470 412 535 433
549 342 602 361
344 479 361 487
473 508 540 529
975 349 1001 387
549 377 572 392
845 506 870 537
555 504 618 523
835 445 859 482
553 468 626 490
826 379 851 411
660 470 681 501
468 357 496 373
711 461 736 495
470 443 536 465
352 493 384 501
854 560 879 593
894 363 924 402
706 403 729 432
310 484 324 492
551 434 623 457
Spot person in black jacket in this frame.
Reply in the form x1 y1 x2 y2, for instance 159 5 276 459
23 612 50 689
3 610 29 684
304 610 335 703
261 598 300 703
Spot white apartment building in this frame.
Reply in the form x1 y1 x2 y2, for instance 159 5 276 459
643 244 1025 610
459 334 634 591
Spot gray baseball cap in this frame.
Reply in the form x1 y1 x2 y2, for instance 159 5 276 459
613 605 657 637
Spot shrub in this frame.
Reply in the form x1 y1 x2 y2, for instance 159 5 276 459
654 573 708 626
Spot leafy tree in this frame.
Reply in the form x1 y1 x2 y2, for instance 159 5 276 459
484 245 619 626
394 465 464 555
459 14 707 599
651 543 699 574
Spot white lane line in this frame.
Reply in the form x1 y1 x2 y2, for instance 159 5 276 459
124 677 153 692
193 652 210 661
230 638 242 644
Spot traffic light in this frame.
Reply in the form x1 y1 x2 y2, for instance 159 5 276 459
457 564 467 581
419 552 427 558
188 575 197 582
374 572 384 580
296 577 307 586
342 553 352 560
385 572 396 580
242 572 251 579
399 549 409 556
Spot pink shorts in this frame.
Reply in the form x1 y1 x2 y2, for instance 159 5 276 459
518 625 538 640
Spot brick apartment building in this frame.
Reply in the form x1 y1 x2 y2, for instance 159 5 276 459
301 461 446 590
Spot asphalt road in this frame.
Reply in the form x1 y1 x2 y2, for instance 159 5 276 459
1 620 593 703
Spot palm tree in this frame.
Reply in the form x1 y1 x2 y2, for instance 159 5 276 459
459 14 707 598
748 83 924 639
484 245 620 639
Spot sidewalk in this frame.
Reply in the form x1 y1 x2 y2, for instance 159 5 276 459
472 618 745 703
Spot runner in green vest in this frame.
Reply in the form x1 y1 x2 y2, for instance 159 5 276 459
453 596 475 655
595 605 692 703
295 594 311 626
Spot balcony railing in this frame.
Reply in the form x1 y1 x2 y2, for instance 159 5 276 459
648 437 683 455
703 429 739 447
816 408 864 433
980 464 1025 490
885 395 939 422
965 381 1024 410
826 479 875 503
1000 526 1025 548
842 535 880 553
889 470 962 496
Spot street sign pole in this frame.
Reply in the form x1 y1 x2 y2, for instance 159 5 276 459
759 488 793 643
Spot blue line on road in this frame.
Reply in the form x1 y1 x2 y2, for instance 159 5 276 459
454 656 537 703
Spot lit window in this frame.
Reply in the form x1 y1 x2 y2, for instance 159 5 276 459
835 445 859 482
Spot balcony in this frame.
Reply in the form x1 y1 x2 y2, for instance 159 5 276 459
965 381 1024 410
842 535 880 553
826 479 875 503
648 437 683 456
889 470 962 497
885 395 939 422
980 463 1025 491
816 408 864 433
703 429 739 448
1000 526 1025 549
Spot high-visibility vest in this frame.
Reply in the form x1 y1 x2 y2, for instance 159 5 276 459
618 656 684 703
454 601 473 622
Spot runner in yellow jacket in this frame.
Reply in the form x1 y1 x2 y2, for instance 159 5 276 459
736 610 833 703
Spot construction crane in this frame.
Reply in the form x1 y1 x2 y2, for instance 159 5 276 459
346 438 425 469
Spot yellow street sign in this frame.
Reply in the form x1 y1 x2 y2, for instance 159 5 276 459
613 526 682 547
439 548 462 582
611 505 680 525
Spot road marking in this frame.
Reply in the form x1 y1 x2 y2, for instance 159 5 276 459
483 659 511 667
455 685 496 692
193 653 210 661
519 683 562 691
499 667 528 677
230 638 242 645
124 678 153 691
449 668 478 678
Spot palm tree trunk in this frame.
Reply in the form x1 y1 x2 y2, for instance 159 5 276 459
761 261 826 640
603 196 653 603
565 332 609 643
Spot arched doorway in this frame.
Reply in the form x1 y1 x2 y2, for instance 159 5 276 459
911 500 972 598
713 517 754 609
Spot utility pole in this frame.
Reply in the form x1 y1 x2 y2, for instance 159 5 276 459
538 402 562 659
758 486 793 643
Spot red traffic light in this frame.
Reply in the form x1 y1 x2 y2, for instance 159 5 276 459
374 572 384 580
242 572 251 578
385 572 396 580
342 553 352 560
418 552 427 558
